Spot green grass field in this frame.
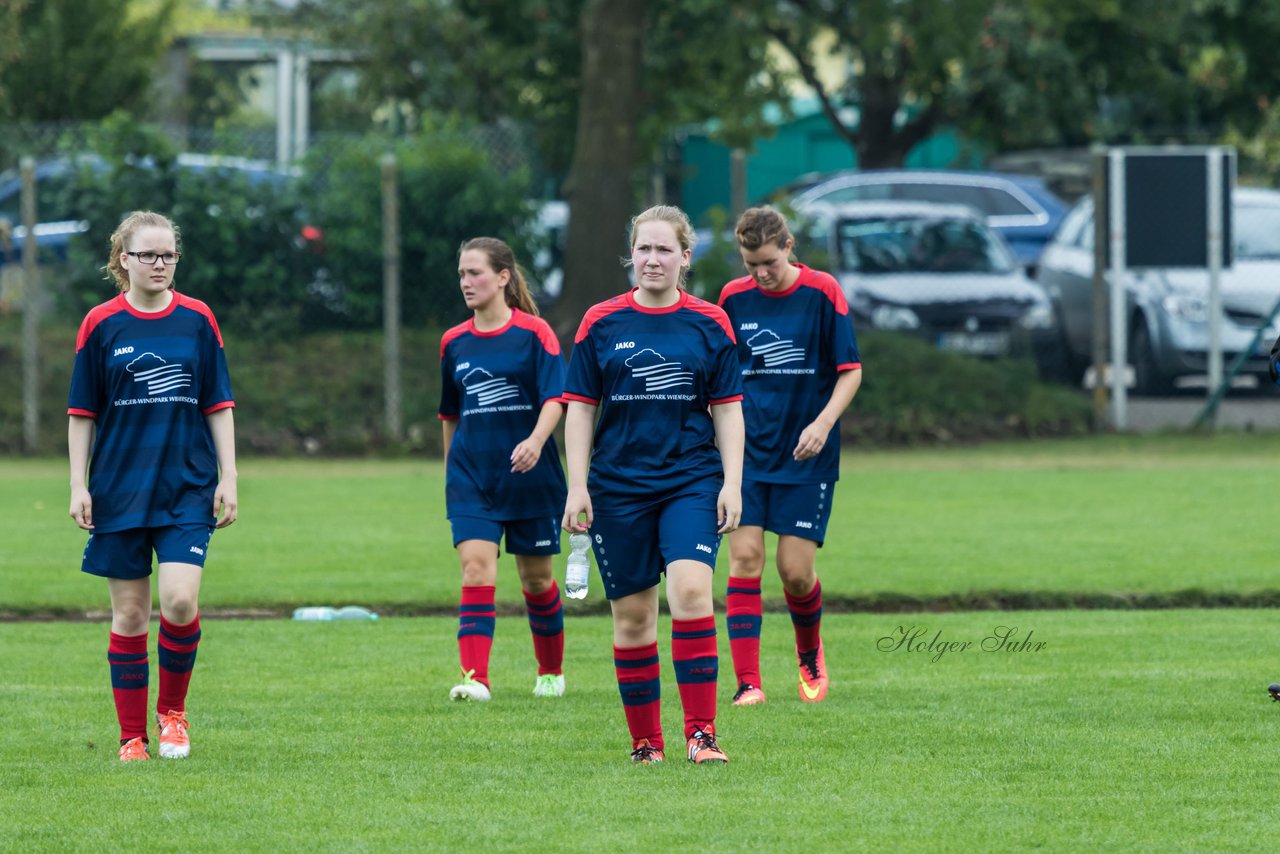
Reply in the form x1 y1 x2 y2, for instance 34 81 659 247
2 611 1275 851
3 433 1280 850
3 432 1278 612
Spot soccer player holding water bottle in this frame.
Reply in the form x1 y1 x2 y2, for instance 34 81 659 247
439 237 569 701
68 211 238 762
562 205 744 764
717 206 862 706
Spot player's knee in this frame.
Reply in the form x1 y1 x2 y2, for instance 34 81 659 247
161 592 199 624
779 568 818 598
112 601 150 634
729 549 766 578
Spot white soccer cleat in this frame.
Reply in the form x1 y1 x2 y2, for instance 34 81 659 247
449 669 491 702
532 673 565 698
156 710 191 759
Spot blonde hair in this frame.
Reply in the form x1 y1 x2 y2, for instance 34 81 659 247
628 205 697 285
103 211 180 292
735 206 793 252
458 237 538 315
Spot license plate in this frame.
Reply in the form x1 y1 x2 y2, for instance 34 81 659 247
937 332 1010 356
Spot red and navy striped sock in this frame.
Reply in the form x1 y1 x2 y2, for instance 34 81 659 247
614 642 662 751
726 577 763 688
785 579 823 655
108 631 149 742
458 585 496 687
157 613 201 715
523 583 564 676
672 616 718 739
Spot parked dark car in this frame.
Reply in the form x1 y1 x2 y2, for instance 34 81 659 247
818 201 1061 373
1036 188 1280 394
780 168 1069 270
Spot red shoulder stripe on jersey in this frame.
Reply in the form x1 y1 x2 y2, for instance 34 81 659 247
717 276 757 306
74 296 130 352
439 319 473 358
709 394 744 405
838 362 862 372
798 269 850 315
574 296 629 343
68 407 96 418
681 295 737 343
563 392 599 405
511 311 562 355
176 294 226 346
540 394 568 407
202 400 235 416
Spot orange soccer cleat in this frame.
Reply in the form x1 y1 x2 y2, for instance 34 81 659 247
118 737 150 762
156 710 191 759
797 643 828 703
686 727 728 765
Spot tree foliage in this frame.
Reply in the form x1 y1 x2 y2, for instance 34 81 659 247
0 0 177 122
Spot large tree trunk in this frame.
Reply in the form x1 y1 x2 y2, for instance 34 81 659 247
553 0 644 347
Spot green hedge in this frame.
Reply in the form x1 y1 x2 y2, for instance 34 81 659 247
0 318 1091 456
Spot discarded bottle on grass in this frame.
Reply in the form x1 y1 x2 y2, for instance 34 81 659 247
565 533 591 600
292 605 379 621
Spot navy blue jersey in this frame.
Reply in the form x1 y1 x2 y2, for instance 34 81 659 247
68 292 235 533
718 265 861 484
439 309 568 520
564 289 743 512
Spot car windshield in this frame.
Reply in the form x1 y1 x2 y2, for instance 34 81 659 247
1235 205 1280 259
836 216 1014 274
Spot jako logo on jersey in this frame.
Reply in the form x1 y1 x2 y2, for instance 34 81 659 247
624 349 694 392
189 546 205 555
460 367 521 405
535 539 552 547
127 353 193 396
614 341 636 350
113 346 135 357
739 322 758 331
794 521 814 529
696 543 713 554
746 329 806 367
456 361 471 372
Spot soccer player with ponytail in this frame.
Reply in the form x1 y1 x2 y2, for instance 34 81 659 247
439 237 569 701
717 206 862 706
68 210 237 762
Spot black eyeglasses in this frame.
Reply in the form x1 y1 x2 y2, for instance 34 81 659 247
126 251 182 266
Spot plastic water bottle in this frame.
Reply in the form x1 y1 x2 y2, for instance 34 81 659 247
292 605 379 621
565 533 591 599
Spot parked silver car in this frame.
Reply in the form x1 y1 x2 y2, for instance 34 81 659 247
1036 188 1280 393
814 201 1060 370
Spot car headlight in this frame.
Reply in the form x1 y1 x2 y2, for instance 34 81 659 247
1161 294 1208 323
1019 303 1055 330
871 304 921 330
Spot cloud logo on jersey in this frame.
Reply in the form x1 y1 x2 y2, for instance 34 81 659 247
624 349 693 391
126 353 193 395
461 368 521 405
746 330 805 367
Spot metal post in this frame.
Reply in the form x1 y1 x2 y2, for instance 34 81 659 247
276 49 294 167
1090 147 1108 428
293 53 310 162
1107 150 1128 430
20 157 40 453
1205 148 1224 413
381 152 403 441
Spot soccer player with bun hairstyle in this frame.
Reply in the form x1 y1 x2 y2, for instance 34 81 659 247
439 237 569 702
562 205 745 764
717 205 862 706
68 210 238 762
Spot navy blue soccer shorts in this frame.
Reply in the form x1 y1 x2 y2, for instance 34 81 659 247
588 486 723 600
450 515 562 556
740 479 836 546
81 523 215 579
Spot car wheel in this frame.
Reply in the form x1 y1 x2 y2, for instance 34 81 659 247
1129 321 1173 396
